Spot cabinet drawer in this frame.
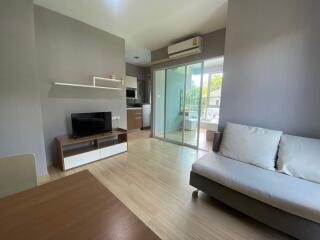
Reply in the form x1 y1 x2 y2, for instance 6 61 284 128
128 109 141 115
100 143 128 159
127 109 142 130
64 149 100 170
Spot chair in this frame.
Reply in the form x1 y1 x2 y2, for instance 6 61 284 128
0 154 37 198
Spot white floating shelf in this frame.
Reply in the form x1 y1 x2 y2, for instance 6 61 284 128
93 76 123 84
53 82 122 90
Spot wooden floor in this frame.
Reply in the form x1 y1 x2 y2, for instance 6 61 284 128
162 128 212 151
39 130 292 240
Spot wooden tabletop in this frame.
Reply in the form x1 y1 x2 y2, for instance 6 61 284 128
0 170 160 240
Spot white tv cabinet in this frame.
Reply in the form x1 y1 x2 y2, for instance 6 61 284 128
56 128 127 171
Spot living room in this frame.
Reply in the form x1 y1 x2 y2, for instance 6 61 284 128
1 0 320 240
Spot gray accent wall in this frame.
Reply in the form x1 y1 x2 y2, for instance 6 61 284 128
34 6 126 166
126 63 150 81
0 0 47 176
220 0 320 138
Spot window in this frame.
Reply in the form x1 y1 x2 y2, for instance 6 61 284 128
201 72 223 122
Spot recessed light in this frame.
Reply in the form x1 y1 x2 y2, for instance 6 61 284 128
134 56 140 59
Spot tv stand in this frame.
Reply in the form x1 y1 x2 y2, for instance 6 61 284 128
72 130 114 139
56 128 127 170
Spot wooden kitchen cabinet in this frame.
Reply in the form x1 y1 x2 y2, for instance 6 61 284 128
127 109 142 130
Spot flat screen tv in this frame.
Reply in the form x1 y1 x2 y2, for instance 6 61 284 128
71 112 112 137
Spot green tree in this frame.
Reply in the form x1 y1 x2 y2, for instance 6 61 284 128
210 73 223 92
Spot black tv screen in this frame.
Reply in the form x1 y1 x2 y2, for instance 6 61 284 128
126 89 136 98
71 112 112 137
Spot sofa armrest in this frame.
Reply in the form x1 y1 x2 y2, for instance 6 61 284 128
212 131 223 152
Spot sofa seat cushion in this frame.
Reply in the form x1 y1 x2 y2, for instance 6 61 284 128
192 152 320 223
277 134 320 184
219 122 282 170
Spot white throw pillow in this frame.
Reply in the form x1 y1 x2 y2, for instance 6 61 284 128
277 134 320 184
219 122 282 170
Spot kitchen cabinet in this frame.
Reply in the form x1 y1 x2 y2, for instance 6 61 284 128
127 108 142 130
125 76 137 89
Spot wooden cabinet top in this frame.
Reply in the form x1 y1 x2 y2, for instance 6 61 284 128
0 170 160 240
56 128 127 146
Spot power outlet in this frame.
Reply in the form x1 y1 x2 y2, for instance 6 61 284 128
112 116 120 120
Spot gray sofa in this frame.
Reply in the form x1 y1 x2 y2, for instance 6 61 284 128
190 122 320 240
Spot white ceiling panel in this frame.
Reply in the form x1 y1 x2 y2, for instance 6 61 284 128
34 0 228 66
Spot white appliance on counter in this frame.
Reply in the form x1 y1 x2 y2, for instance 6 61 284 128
142 104 151 129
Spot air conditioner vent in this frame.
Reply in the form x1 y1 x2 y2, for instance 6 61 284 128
168 37 203 59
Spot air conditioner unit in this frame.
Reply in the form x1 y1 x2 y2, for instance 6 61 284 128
168 36 203 59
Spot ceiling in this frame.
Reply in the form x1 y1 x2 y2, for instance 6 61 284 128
34 0 228 66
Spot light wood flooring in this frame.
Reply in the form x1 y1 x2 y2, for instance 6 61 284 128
39 130 292 240
163 128 212 151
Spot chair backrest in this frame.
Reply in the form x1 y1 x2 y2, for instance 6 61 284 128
212 131 223 152
0 154 37 198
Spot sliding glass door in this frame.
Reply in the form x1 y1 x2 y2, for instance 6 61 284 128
153 62 203 148
164 66 186 144
154 57 224 150
183 63 202 147
154 70 165 138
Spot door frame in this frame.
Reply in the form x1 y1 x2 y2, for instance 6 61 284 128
152 60 204 149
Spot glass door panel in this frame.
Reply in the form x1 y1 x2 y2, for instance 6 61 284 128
164 66 186 144
183 63 202 147
153 70 165 138
199 57 224 151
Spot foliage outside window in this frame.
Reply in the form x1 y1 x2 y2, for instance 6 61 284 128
180 72 223 122
201 73 223 121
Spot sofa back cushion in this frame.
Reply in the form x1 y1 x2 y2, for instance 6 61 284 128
277 134 320 184
219 122 282 170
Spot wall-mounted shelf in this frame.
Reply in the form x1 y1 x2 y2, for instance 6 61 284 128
92 76 124 85
53 82 122 90
53 75 124 91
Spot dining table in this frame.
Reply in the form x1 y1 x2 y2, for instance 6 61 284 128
0 170 160 240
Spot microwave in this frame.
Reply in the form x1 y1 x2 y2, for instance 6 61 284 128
126 89 136 98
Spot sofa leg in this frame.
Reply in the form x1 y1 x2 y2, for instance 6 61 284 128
192 189 199 198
